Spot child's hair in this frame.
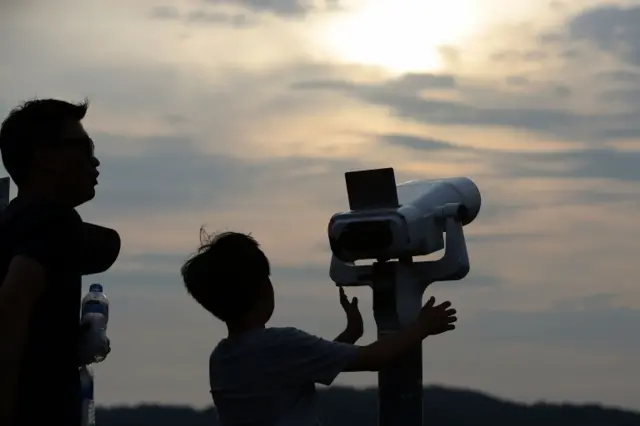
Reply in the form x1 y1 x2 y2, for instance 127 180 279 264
181 229 271 322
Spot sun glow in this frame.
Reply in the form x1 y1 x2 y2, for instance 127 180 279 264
318 0 478 73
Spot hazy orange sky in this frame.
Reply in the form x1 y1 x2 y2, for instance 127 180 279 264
1 0 639 411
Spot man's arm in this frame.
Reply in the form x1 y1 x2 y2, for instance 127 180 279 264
0 256 47 425
79 223 121 275
0 204 85 423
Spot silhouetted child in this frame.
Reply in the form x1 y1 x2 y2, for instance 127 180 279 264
181 231 457 426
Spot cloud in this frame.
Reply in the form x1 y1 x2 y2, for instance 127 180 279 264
292 74 595 141
599 87 640 106
567 5 640 65
594 69 640 85
505 75 531 87
186 9 253 26
380 134 463 151
501 148 640 182
150 5 255 27
201 0 341 18
377 133 640 182
490 49 549 63
462 296 640 353
150 5 181 19
293 72 458 93
282 5 640 146
89 132 364 216
386 73 458 91
292 65 640 143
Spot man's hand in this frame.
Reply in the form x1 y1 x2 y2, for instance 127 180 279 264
335 287 363 343
77 322 111 365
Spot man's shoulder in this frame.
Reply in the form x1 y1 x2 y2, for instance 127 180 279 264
0 198 84 271
0 197 82 232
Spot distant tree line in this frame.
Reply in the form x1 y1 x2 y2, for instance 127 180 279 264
97 386 640 426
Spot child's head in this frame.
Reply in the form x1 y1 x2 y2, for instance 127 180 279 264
181 230 274 327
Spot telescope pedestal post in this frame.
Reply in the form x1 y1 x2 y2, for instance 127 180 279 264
373 260 425 426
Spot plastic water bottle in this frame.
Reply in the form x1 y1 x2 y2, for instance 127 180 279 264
79 365 95 426
81 283 109 363
79 283 108 426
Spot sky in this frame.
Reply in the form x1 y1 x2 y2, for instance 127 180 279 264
1 0 640 411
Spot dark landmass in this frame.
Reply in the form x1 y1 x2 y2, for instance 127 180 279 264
97 386 640 425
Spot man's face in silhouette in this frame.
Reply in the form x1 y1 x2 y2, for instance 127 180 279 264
38 120 101 207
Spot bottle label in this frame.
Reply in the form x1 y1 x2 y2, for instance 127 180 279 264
82 300 108 316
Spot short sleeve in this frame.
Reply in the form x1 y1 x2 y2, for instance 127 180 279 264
263 327 358 386
13 203 84 273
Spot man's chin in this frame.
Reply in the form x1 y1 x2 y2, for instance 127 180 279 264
73 188 96 207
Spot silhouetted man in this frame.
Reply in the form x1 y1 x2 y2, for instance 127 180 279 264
0 99 121 426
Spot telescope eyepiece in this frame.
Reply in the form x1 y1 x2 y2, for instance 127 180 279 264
338 220 394 253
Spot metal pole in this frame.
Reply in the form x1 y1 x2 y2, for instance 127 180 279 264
373 261 423 426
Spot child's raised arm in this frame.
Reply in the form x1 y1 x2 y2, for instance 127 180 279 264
261 296 456 387
346 297 456 372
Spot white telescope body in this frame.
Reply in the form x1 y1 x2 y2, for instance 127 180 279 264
396 177 481 226
328 176 481 263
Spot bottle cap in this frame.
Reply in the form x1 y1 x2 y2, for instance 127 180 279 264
89 283 103 293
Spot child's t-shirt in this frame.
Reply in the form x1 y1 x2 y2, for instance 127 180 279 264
209 327 358 426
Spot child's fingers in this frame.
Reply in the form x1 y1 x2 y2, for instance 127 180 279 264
425 296 435 308
352 297 359 307
339 287 348 305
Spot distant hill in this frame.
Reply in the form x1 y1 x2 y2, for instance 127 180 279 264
97 386 640 425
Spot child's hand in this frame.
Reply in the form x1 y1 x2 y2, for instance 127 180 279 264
417 296 457 337
339 287 363 340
